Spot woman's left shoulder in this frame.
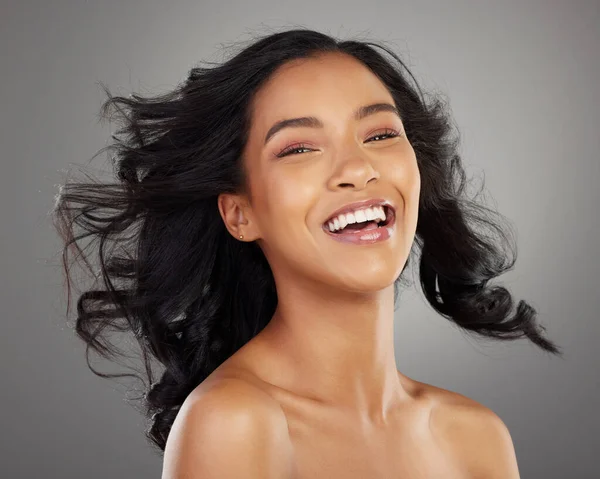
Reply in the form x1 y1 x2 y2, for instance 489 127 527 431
422 382 521 478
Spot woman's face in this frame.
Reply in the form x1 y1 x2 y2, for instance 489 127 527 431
229 52 420 294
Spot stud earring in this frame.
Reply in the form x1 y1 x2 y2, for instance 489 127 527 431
239 234 244 240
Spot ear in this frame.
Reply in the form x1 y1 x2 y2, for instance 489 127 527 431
217 193 260 241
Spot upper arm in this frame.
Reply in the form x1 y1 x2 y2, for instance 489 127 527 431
161 379 294 479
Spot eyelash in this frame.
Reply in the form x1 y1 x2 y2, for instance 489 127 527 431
275 128 403 158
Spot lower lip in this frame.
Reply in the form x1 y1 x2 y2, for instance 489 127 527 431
322 209 396 245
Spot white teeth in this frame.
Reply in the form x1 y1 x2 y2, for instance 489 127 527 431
354 210 367 223
325 205 388 232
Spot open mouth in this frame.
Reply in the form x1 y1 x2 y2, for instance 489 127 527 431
323 205 395 234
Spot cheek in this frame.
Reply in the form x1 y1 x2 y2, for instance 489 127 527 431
385 145 420 191
401 156 421 230
406 158 421 201
258 169 321 235
383 148 420 223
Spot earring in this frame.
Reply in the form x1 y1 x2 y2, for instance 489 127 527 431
239 234 244 240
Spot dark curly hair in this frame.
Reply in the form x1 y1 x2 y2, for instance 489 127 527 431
52 26 562 453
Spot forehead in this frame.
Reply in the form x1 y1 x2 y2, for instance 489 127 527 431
249 53 394 128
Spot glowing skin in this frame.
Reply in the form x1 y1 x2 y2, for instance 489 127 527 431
218 51 421 424
211 52 519 478
166 48 521 479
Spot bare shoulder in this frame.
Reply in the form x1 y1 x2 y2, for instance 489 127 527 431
162 376 294 479
423 382 521 478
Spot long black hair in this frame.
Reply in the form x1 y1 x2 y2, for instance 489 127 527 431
52 27 562 453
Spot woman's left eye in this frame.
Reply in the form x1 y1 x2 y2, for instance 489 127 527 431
275 128 402 158
365 128 402 143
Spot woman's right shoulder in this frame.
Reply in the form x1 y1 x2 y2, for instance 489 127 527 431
162 374 294 479
187 372 284 416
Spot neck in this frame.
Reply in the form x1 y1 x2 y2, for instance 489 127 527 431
253 273 412 426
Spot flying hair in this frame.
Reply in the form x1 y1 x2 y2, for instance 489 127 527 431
52 27 562 453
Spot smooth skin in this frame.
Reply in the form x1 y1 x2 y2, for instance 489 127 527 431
162 52 520 478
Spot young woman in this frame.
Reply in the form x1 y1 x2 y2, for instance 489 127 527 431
53 28 561 478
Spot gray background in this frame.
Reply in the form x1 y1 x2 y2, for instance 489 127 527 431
1 0 598 477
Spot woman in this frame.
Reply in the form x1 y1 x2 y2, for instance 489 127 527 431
53 28 561 478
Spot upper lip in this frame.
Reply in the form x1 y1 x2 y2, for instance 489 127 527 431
322 197 395 226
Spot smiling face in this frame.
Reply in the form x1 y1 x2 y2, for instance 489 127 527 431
219 52 421 294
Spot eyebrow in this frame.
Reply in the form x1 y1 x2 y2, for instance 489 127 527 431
263 102 402 146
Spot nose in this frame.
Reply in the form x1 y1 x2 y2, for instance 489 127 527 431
326 152 380 190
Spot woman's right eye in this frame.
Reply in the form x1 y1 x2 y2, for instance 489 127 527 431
276 143 313 158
